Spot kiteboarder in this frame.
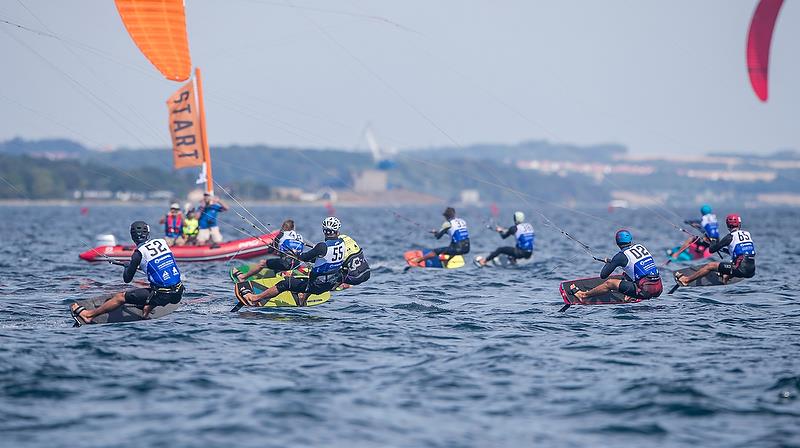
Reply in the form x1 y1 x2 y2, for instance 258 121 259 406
571 230 663 303
412 207 470 263
681 204 720 250
676 214 755 286
475 211 534 267
197 192 228 244
233 219 306 281
70 221 184 324
239 217 345 306
159 203 184 245
340 233 370 286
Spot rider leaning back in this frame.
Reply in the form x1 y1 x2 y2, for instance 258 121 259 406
676 214 756 286
71 221 184 323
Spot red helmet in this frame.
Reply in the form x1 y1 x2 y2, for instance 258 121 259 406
726 214 741 229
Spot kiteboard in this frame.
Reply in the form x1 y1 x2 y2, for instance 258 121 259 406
473 254 531 268
69 295 179 327
668 265 744 294
665 242 711 263
403 249 464 269
558 275 641 311
233 277 331 309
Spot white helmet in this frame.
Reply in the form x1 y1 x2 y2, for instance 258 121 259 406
322 216 341 233
513 211 525 224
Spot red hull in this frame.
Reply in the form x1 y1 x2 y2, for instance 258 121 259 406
79 232 278 262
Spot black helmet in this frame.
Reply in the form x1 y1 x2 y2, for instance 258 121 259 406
443 207 456 220
130 221 150 244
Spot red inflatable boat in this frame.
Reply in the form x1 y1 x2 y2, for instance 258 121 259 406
79 232 279 263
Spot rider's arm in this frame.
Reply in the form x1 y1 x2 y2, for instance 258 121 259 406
299 242 327 262
499 225 516 239
599 252 627 279
433 221 451 239
216 200 228 211
123 251 142 283
708 233 732 254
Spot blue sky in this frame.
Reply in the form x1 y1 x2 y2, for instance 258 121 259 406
0 0 797 155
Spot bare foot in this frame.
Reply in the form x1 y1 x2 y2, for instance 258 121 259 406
675 275 689 287
70 303 93 323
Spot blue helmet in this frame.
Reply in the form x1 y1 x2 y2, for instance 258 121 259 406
615 229 633 247
700 204 712 215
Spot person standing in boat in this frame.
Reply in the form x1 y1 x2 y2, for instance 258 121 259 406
475 211 534 267
571 230 663 303
159 203 184 246
238 217 345 306
413 207 470 263
71 221 184 324
197 192 228 245
234 219 306 281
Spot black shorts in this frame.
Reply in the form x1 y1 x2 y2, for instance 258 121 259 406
718 257 756 278
618 277 663 300
276 277 339 295
124 284 184 308
265 257 300 272
434 240 470 256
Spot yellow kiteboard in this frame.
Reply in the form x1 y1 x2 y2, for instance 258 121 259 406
233 277 331 308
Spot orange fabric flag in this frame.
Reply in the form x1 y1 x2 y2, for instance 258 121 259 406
166 80 205 169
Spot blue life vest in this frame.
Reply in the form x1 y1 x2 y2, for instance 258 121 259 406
447 218 469 243
311 238 345 278
278 230 305 255
620 243 659 281
136 238 182 288
514 223 535 251
701 213 720 239
727 230 755 259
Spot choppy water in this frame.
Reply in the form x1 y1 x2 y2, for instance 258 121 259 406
0 204 798 448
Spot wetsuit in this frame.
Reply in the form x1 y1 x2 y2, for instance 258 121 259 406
275 237 345 295
484 223 534 262
340 234 370 285
123 238 184 307
266 230 304 272
710 230 756 278
433 218 470 256
601 243 662 300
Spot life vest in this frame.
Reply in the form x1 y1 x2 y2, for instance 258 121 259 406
620 243 659 282
164 213 183 237
446 218 469 243
136 238 182 288
514 222 535 251
340 234 370 279
727 230 755 260
311 238 345 281
182 218 199 237
278 230 305 255
700 213 720 239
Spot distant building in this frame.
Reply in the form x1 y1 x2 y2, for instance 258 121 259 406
460 189 480 205
353 169 388 193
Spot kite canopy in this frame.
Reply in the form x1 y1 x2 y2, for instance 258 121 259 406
746 0 784 102
115 0 192 81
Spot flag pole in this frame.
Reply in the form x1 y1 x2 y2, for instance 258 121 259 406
194 67 213 195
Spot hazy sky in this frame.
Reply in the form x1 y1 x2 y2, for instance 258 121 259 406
0 1 797 155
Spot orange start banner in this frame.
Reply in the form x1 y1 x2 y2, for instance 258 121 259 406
167 80 205 169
